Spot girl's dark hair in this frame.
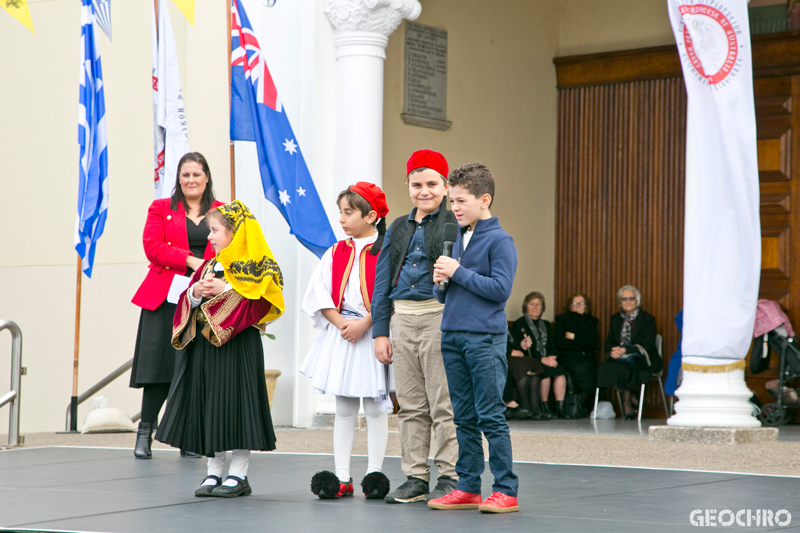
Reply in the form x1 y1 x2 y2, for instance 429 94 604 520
336 188 387 255
522 291 546 315
170 152 217 215
563 292 591 315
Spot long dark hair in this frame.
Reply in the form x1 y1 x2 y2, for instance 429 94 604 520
170 152 216 215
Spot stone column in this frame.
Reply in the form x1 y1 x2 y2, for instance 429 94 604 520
667 362 760 428
324 0 421 190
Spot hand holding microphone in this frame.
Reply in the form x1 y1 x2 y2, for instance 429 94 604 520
435 223 460 295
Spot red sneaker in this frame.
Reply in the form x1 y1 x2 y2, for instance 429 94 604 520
336 479 354 498
479 492 519 513
427 489 482 510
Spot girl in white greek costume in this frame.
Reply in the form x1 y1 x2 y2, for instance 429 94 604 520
300 182 394 500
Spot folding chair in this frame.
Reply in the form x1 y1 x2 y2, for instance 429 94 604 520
593 334 670 421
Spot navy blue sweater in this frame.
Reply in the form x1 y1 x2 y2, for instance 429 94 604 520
433 217 517 334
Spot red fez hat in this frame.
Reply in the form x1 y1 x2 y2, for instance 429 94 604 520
406 150 449 179
349 182 389 220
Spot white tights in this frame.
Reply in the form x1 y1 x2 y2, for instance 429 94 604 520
206 450 250 485
333 396 388 483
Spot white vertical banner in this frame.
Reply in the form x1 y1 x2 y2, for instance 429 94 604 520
152 0 189 199
668 1 761 366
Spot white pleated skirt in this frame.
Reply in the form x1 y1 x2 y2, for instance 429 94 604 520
300 322 394 399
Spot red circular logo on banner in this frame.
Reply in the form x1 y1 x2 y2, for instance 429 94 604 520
680 4 738 85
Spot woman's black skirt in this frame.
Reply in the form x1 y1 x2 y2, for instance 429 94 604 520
507 355 543 383
130 302 178 387
539 358 568 379
597 358 652 392
558 351 597 394
155 326 276 456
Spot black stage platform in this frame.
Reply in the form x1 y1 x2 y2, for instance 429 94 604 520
1 447 798 532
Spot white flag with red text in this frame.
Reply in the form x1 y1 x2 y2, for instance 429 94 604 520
667 0 761 364
152 0 189 199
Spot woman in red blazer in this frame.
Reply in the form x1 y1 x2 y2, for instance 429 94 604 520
130 152 224 459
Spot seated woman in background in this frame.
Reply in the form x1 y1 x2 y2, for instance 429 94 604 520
503 332 532 420
503 326 553 421
554 293 599 416
511 292 568 419
597 285 660 420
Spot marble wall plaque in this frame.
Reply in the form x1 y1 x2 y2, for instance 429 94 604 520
403 22 451 130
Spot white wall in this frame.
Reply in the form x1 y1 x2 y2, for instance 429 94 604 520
558 0 674 56
0 0 230 434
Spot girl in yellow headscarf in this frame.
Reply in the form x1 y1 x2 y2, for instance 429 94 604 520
156 200 284 499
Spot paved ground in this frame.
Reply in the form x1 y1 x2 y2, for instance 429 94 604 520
4 418 800 476
1 447 799 533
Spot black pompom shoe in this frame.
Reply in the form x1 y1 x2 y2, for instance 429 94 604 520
311 470 353 499
361 472 390 499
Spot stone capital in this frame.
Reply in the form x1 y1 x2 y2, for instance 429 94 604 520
324 0 421 37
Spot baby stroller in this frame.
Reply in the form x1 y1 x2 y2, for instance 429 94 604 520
751 300 800 426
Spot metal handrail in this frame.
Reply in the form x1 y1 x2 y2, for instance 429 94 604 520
0 320 23 446
64 358 133 431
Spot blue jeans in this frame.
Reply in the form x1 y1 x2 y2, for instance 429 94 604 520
440 331 518 497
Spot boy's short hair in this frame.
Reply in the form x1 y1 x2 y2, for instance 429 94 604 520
448 163 495 207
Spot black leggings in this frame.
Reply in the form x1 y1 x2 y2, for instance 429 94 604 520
515 374 543 415
559 353 597 411
140 383 170 424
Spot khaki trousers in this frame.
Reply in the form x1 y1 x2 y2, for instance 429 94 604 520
391 311 458 481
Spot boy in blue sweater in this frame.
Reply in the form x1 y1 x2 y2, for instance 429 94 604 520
427 163 519 514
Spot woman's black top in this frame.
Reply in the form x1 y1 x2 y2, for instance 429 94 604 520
554 312 599 355
603 309 661 372
510 317 557 360
186 217 209 277
186 217 208 260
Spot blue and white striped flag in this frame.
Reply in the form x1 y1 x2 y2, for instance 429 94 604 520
75 0 109 278
93 0 112 41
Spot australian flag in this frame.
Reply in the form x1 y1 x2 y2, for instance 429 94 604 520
75 0 109 278
230 0 335 258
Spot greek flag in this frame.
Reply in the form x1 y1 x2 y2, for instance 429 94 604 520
75 0 109 278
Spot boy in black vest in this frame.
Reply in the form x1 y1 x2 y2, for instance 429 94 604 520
371 150 459 504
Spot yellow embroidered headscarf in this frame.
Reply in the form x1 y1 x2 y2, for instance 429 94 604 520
215 200 285 324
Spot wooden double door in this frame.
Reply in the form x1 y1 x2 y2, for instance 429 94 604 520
753 75 800 404
554 34 800 416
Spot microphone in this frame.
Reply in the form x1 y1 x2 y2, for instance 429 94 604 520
439 223 460 293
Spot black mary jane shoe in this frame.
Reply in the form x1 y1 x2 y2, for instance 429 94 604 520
623 412 637 421
211 476 252 498
195 475 222 497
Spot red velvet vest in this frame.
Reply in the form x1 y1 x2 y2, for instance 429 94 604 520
331 239 379 313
